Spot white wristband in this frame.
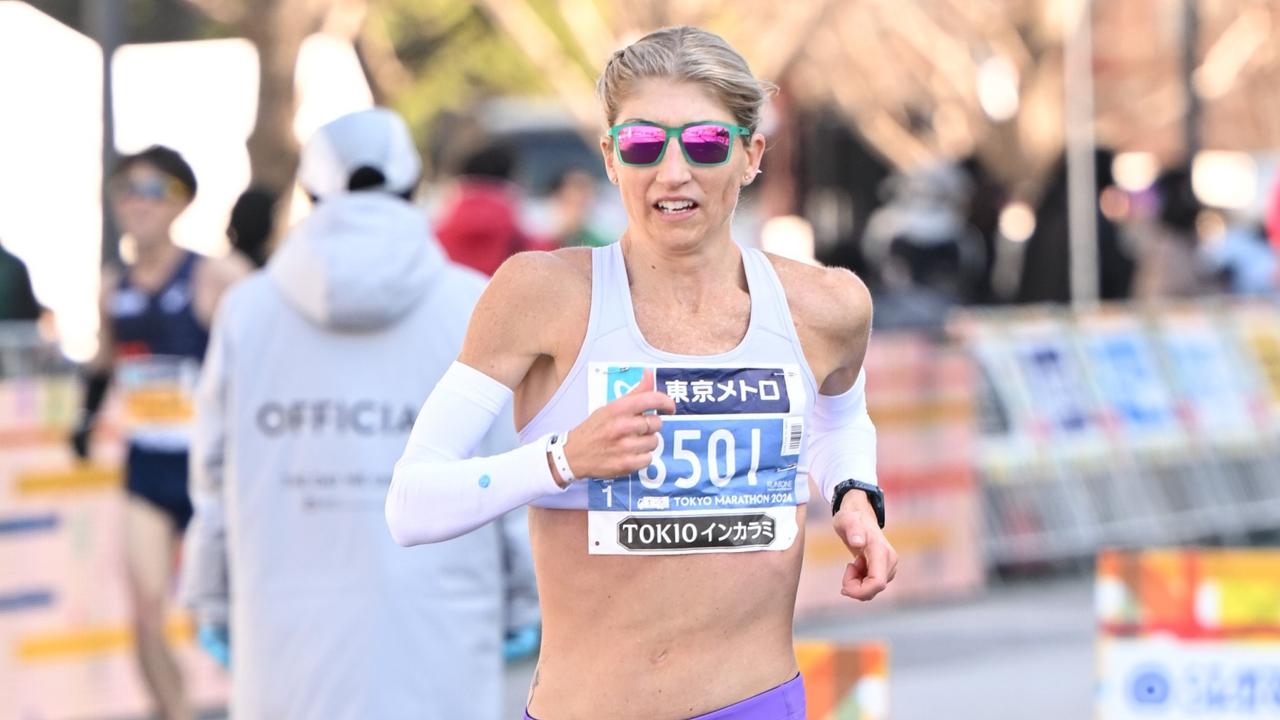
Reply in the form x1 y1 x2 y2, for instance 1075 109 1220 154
548 431 577 485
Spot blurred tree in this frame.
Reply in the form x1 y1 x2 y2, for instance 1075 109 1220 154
357 0 558 163
185 0 333 192
30 1 1279 221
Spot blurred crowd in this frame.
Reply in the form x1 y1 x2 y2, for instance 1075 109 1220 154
859 149 1280 336
5 130 1277 337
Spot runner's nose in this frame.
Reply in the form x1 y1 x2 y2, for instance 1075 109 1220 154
654 140 693 187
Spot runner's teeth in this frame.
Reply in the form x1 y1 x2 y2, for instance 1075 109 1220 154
657 200 695 212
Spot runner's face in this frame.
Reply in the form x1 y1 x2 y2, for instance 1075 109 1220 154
110 163 188 247
601 79 764 251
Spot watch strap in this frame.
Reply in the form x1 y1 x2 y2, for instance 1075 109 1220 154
547 432 577 485
830 479 885 528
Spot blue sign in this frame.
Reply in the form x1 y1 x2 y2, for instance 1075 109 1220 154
1087 334 1176 432
1130 665 1172 707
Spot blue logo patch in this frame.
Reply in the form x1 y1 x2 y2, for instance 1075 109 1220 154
605 366 646 402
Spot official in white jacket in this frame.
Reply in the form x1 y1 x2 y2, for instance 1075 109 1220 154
180 109 515 719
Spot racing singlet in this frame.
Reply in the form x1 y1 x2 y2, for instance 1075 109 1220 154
108 251 209 451
519 242 818 555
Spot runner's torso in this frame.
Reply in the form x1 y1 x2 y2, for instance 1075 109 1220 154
518 242 818 718
109 251 208 450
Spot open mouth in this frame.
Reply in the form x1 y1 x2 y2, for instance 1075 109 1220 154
654 199 699 215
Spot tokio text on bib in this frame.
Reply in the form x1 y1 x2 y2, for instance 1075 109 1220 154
586 363 807 555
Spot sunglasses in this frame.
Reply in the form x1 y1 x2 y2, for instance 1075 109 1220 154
609 121 751 167
114 176 186 202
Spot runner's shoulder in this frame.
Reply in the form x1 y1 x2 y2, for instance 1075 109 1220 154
465 248 592 369
488 247 592 309
193 251 253 298
763 252 872 343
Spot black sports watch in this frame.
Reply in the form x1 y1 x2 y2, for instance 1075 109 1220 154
830 479 885 528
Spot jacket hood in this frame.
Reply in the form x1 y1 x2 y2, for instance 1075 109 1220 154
268 193 445 331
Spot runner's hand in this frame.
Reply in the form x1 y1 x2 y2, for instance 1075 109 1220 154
70 421 92 461
563 370 675 480
833 493 898 601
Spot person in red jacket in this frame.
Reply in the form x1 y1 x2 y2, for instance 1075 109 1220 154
435 144 539 276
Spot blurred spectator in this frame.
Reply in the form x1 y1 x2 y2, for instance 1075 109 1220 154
179 108 526 719
1200 218 1277 296
958 155 1008 304
547 166 612 248
1133 166 1217 300
435 143 537 275
73 144 249 720
1018 149 1134 303
863 163 983 332
226 186 278 268
0 239 42 321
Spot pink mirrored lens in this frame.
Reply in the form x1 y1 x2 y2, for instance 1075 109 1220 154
681 125 732 164
617 125 668 164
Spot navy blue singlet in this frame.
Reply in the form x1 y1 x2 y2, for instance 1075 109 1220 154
108 250 208 529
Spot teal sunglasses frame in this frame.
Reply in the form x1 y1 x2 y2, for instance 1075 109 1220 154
608 121 752 167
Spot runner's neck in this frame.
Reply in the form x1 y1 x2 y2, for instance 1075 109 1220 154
128 240 185 291
619 233 745 305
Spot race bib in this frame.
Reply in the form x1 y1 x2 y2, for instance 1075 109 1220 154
115 355 199 447
586 363 807 555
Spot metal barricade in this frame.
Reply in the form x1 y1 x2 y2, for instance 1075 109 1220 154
964 298 1280 571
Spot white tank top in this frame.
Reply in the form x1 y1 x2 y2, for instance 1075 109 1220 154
519 242 818 536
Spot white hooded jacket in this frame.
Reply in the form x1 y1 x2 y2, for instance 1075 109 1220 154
180 193 513 719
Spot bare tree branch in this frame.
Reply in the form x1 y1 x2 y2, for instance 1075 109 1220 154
241 0 332 190
808 14 932 170
871 0 978 107
183 0 248 25
355 9 414 105
321 0 368 40
557 0 620 67
741 0 841 82
473 0 602 131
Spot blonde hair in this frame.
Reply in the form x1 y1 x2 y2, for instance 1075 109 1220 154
597 26 774 133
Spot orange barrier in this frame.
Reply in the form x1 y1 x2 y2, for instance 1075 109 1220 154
0 376 227 719
796 641 888 720
1095 548 1280 719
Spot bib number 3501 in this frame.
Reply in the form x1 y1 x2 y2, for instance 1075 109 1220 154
641 427 753 490
587 363 807 555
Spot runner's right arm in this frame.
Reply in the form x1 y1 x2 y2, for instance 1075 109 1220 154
71 267 119 460
386 252 673 546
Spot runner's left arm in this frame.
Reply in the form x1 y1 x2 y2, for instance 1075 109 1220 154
806 268 897 601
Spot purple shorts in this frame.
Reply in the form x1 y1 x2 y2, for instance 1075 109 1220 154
523 673 804 720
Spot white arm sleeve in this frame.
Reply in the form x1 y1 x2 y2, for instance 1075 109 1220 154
386 362 568 546
808 368 878 505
